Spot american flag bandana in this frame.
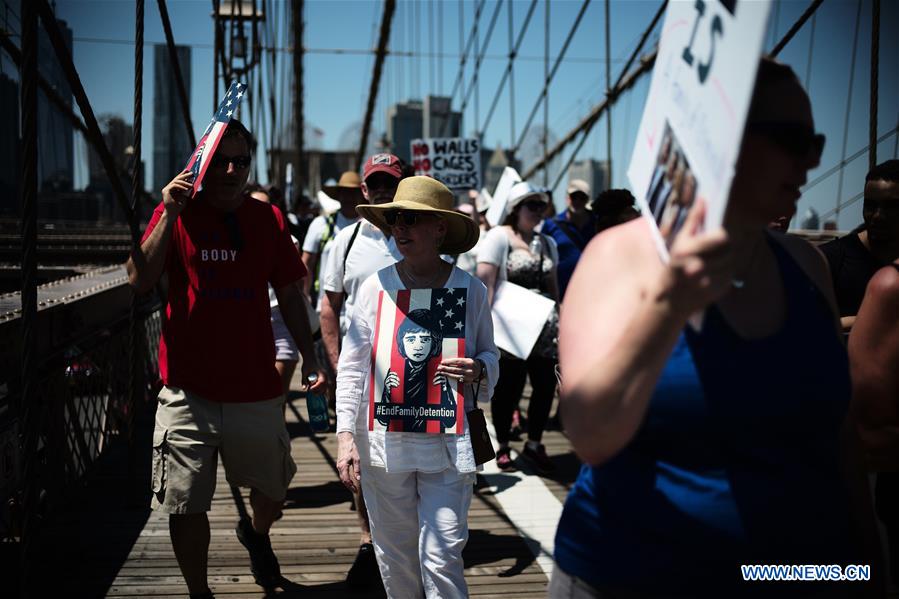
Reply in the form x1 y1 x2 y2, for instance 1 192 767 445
369 287 468 435
185 80 247 196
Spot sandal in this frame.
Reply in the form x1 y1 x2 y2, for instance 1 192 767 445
496 447 515 471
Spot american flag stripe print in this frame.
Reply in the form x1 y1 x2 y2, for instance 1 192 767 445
184 80 247 196
369 287 467 435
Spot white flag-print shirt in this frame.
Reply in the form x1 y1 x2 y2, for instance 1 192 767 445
336 264 499 473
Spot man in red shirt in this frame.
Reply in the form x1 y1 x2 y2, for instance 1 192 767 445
127 120 326 597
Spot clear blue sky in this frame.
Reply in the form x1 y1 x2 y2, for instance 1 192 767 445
2 0 897 229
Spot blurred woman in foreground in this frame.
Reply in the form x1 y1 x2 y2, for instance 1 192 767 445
553 58 880 596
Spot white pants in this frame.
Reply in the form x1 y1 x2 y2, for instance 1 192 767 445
361 464 475 599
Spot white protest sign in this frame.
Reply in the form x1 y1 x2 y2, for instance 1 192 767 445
627 0 771 258
485 166 522 228
491 280 555 360
411 137 482 191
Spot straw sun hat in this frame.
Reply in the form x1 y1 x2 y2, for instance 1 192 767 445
322 171 363 198
356 176 479 255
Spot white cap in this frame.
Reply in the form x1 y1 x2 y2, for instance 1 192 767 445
507 181 550 209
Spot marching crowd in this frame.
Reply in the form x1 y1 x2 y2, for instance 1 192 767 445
126 57 898 598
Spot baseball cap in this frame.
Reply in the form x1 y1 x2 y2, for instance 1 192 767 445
363 153 403 181
567 179 591 196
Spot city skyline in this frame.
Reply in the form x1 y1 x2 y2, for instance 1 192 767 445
0 1 896 229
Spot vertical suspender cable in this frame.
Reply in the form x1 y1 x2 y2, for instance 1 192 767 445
769 0 823 57
459 0 504 130
508 0 516 149
128 0 144 469
605 0 612 188
804 13 815 89
512 0 590 158
480 0 537 143
869 0 879 170
292 0 304 191
541 0 666 188
356 0 396 170
212 0 222 105
834 0 862 223
18 0 38 589
543 0 549 186
428 0 434 94
38 0 137 235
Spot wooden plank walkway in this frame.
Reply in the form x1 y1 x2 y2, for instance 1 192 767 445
33 375 582 598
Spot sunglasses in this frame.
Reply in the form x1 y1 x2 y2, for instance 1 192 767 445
223 211 244 251
384 209 435 226
365 173 400 191
210 154 251 170
523 199 548 213
863 198 899 216
746 122 825 160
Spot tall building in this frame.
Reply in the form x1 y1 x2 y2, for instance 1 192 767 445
0 74 19 217
37 16 74 192
423 95 461 139
387 100 422 164
568 158 609 200
153 44 192 196
387 95 463 164
87 115 141 222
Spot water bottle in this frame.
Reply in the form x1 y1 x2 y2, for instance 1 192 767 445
305 373 330 433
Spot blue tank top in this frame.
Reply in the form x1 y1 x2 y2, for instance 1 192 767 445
554 235 858 593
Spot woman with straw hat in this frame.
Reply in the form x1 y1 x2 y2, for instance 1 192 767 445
335 176 499 598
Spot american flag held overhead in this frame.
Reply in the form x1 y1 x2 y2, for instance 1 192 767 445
184 80 248 196
370 287 468 435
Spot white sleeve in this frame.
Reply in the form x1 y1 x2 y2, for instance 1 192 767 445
470 278 500 403
321 225 350 294
301 215 327 254
477 227 507 267
335 276 375 433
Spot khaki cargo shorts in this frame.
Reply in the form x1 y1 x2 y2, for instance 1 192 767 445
151 386 297 514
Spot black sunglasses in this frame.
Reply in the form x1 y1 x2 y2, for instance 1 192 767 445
384 209 433 226
223 211 244 251
211 154 251 170
523 199 548 212
863 198 899 216
746 122 825 160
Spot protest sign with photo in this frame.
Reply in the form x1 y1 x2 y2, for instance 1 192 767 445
411 137 482 192
185 80 248 196
627 0 771 257
369 287 467 435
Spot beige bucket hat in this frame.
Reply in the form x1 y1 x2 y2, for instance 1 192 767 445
322 171 363 199
356 176 479 255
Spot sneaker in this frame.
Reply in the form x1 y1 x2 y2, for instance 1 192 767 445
346 542 383 591
496 447 515 471
236 518 281 588
522 442 555 475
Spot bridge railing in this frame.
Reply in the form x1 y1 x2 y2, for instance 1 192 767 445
0 267 160 545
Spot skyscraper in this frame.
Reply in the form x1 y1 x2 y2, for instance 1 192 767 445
386 95 463 164
153 44 192 196
37 16 74 192
387 100 423 164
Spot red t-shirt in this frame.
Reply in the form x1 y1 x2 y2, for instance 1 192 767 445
142 194 307 402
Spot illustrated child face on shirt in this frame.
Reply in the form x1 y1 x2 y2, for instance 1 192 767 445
402 330 433 363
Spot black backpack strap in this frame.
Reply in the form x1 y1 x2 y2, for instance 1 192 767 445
343 222 362 271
